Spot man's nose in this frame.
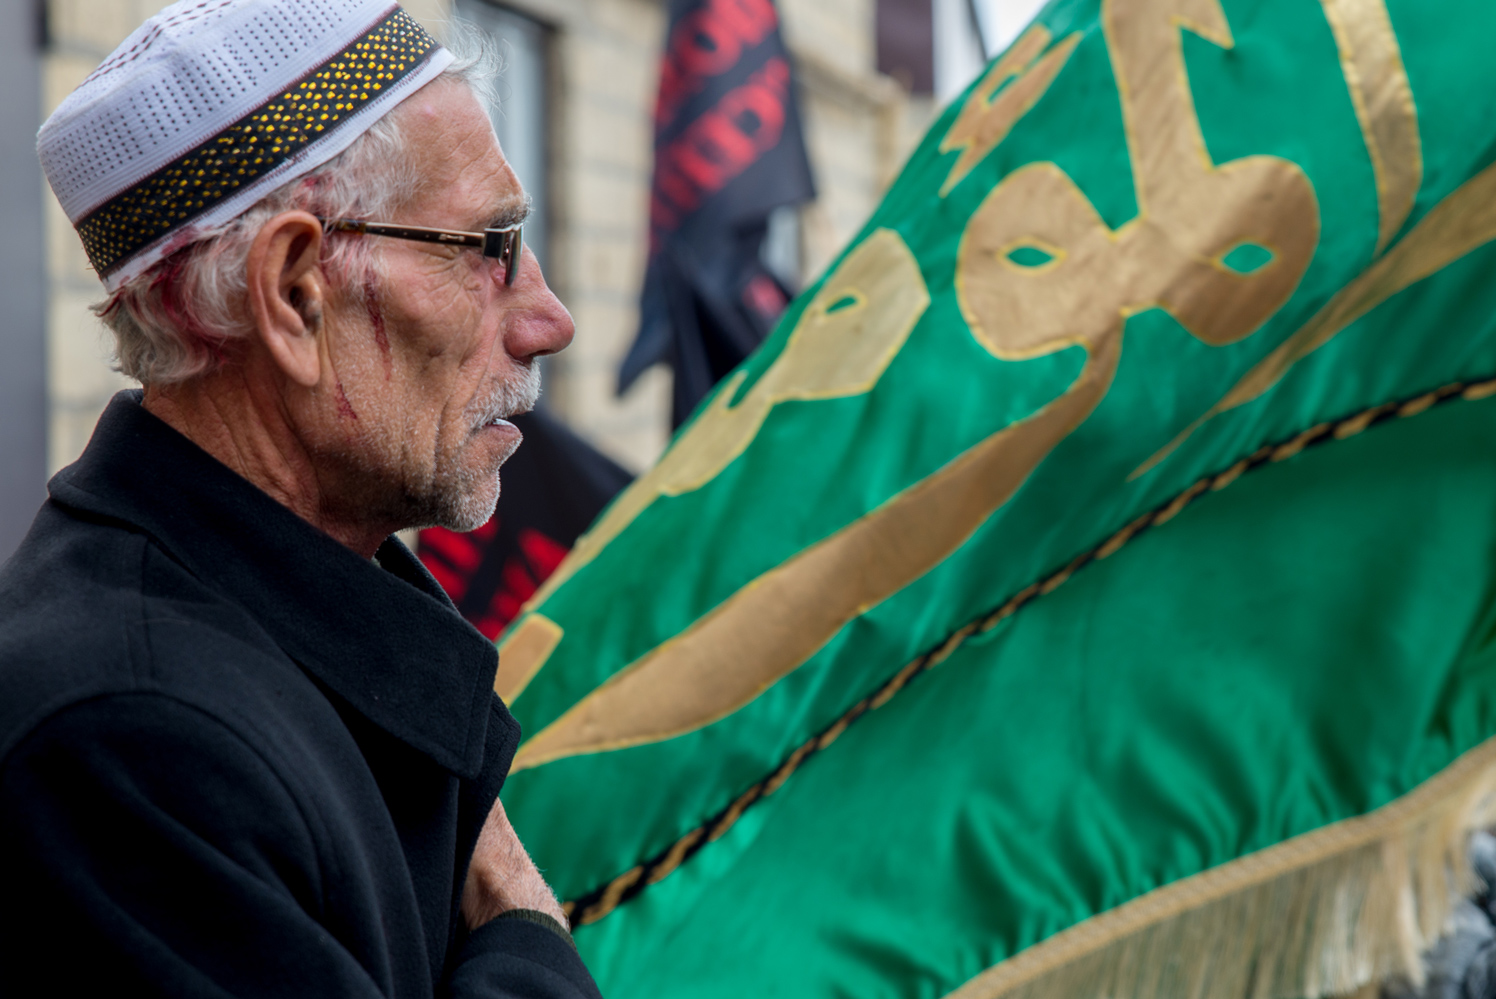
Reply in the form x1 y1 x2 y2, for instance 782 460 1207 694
499 246 575 361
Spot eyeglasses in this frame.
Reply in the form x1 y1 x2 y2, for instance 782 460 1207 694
318 218 524 286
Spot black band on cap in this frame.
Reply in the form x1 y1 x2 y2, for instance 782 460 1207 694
76 6 439 280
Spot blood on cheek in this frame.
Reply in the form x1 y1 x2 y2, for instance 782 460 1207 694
364 270 392 380
335 378 359 421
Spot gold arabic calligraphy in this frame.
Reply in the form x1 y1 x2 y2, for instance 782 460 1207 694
1133 0 1428 474
510 0 1336 770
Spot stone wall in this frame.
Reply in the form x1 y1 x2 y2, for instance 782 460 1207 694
40 0 930 474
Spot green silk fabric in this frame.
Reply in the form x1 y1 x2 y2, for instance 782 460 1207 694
570 399 1496 998
498 0 1496 994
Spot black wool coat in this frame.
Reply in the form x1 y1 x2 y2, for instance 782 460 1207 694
0 392 602 999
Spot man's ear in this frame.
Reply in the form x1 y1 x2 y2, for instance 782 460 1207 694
247 211 326 388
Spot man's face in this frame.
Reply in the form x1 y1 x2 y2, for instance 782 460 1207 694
309 79 574 533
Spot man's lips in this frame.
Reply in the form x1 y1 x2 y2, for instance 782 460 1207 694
475 402 534 434
475 415 523 449
476 417 520 438
473 410 518 432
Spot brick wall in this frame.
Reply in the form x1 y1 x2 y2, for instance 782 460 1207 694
40 0 930 474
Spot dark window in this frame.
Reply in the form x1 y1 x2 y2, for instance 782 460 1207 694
877 0 934 95
454 0 552 272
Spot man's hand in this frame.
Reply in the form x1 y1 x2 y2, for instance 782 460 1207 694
462 796 569 931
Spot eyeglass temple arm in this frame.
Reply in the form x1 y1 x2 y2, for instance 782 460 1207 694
321 219 484 249
319 219 521 286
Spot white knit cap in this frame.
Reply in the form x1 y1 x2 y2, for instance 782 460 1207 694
38 0 454 291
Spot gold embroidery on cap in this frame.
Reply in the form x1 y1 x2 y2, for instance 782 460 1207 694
76 8 438 278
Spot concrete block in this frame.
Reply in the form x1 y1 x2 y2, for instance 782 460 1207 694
566 167 650 230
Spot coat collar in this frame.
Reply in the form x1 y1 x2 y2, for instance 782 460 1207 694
49 391 503 780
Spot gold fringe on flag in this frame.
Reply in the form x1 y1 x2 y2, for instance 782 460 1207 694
948 738 1496 999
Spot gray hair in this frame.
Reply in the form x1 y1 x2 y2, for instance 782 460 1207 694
95 23 499 385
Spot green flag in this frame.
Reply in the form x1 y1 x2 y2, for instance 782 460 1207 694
497 0 1496 995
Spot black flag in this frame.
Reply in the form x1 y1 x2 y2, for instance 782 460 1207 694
619 0 816 427
418 410 632 640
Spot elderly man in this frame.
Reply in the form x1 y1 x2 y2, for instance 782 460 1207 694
0 2 599 996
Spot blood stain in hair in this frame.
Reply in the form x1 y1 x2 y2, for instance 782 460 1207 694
150 241 227 368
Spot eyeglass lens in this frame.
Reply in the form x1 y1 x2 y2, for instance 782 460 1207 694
482 226 523 286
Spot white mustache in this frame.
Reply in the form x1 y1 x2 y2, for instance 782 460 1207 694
473 362 541 428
